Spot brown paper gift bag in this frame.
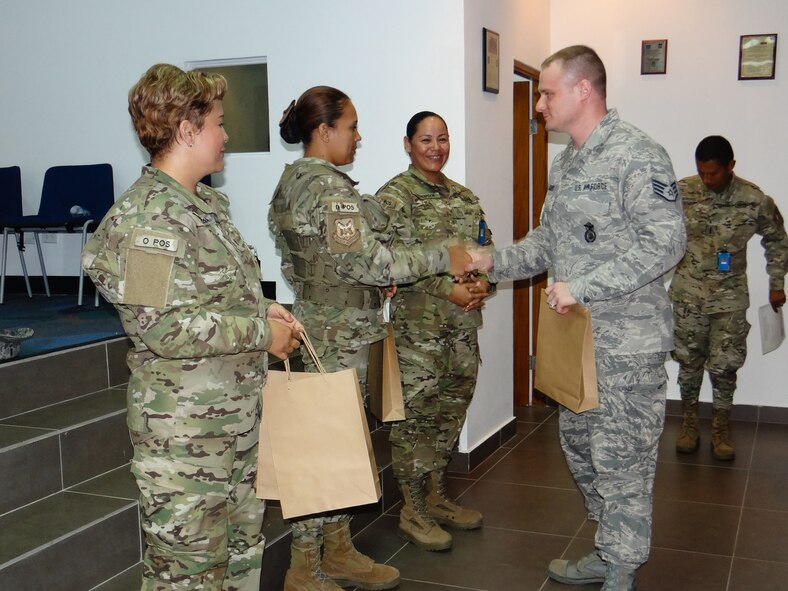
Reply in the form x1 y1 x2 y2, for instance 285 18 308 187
533 289 599 413
256 332 382 519
368 322 406 422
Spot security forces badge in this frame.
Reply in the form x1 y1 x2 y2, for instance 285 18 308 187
652 177 679 202
327 201 363 253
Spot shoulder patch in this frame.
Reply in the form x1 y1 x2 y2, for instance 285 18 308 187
652 178 679 202
329 201 360 213
133 233 179 252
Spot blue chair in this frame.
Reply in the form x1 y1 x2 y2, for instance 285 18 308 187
0 163 115 306
0 165 36 302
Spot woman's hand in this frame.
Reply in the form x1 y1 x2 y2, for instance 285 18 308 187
267 302 304 332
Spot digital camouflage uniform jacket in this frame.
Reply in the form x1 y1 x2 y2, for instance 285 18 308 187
83 166 275 438
268 157 451 346
669 174 788 313
375 165 489 331
490 109 687 354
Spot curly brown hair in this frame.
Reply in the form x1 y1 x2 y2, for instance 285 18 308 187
128 63 227 159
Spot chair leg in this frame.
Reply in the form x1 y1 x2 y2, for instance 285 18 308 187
1 229 34 304
32 233 51 298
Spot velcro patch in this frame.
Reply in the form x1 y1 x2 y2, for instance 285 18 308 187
134 234 179 252
652 179 679 202
329 201 360 213
326 212 363 254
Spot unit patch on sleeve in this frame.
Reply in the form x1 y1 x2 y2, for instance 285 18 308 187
326 212 363 253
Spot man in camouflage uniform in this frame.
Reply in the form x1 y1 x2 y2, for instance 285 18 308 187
467 46 686 591
670 135 788 460
375 111 491 552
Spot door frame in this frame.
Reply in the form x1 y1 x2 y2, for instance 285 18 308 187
512 60 548 407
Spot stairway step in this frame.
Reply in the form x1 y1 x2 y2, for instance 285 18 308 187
0 341 125 418
0 388 132 514
0 491 140 591
91 562 142 591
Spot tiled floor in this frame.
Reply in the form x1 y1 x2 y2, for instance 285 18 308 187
348 406 788 591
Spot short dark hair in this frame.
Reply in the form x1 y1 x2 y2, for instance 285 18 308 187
405 111 447 140
542 45 607 99
279 86 349 146
695 135 734 166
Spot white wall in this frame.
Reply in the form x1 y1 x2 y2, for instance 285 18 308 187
460 0 551 450
2 0 544 452
550 0 788 407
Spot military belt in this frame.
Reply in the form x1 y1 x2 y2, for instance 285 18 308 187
300 283 383 310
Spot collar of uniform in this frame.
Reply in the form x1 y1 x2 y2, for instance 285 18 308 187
406 165 451 197
143 165 220 217
296 157 359 186
576 108 619 156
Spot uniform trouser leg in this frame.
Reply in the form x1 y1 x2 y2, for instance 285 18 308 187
292 335 367 548
706 310 749 410
559 352 666 568
131 423 266 591
672 303 709 406
389 328 479 480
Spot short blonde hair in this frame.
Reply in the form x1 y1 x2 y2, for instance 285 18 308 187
128 63 227 159
543 45 607 99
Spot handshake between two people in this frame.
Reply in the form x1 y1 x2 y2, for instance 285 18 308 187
447 244 496 312
447 243 495 277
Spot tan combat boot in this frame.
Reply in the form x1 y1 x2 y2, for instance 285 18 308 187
425 470 483 530
398 477 453 551
711 407 735 460
284 538 343 591
321 521 400 590
675 401 700 453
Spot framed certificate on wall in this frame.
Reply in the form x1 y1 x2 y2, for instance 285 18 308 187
739 34 777 80
483 28 500 93
641 39 668 75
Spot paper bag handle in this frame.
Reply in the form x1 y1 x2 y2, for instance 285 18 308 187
284 329 325 376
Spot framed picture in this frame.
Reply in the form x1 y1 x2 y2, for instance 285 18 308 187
641 39 668 75
738 34 778 80
483 28 500 93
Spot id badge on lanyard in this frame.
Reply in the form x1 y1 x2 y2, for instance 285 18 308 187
717 251 731 272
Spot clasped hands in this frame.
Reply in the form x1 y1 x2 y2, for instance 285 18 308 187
266 302 304 360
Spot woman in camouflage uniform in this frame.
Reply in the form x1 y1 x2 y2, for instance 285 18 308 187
269 88 468 591
82 64 303 590
375 112 491 551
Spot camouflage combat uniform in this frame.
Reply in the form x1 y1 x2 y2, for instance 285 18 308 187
83 166 275 591
669 174 788 409
268 157 450 546
489 110 686 568
375 165 487 481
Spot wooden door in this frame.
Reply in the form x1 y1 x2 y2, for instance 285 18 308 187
513 62 548 406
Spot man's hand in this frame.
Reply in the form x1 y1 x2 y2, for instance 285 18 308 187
448 245 472 277
464 247 494 274
770 289 786 312
545 282 577 314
